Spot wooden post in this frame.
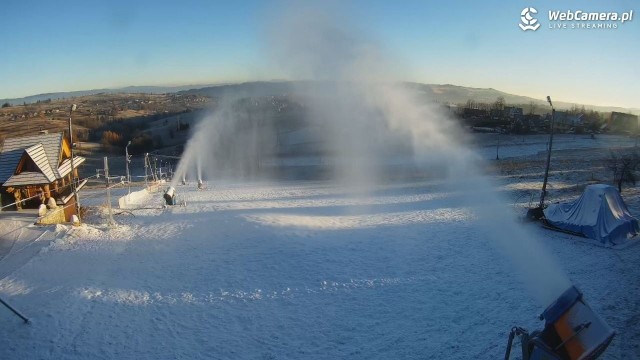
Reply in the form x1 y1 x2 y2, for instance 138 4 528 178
44 184 51 199
68 105 80 220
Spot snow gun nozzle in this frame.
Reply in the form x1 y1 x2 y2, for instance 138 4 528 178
163 186 177 206
537 286 615 359
505 286 615 360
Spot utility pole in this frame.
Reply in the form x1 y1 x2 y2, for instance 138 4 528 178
125 141 132 194
68 104 81 220
539 96 555 209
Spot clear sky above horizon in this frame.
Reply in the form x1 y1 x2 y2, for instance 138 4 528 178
1 0 638 108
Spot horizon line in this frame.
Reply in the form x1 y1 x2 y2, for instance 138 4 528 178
2 80 638 112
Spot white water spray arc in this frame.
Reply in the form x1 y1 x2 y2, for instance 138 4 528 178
170 3 573 306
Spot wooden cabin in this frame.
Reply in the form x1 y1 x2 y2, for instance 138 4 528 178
0 131 86 219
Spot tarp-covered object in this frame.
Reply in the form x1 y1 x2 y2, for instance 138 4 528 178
544 184 639 244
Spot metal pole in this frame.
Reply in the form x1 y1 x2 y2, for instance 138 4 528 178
104 157 115 227
539 96 556 208
153 157 158 181
0 297 29 323
68 104 80 220
496 132 500 160
504 329 516 360
144 153 149 189
150 156 157 182
125 141 131 194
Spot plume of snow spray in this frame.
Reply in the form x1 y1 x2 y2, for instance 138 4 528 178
264 4 570 305
171 97 277 187
172 3 571 305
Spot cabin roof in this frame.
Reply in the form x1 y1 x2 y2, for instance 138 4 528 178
0 132 64 183
58 156 86 178
25 143 57 182
0 132 85 187
3 172 51 187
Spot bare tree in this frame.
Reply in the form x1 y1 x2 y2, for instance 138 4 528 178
465 99 476 109
608 150 640 192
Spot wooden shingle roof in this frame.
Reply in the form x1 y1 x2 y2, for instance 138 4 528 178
3 172 50 187
0 132 63 183
25 143 57 182
58 156 86 178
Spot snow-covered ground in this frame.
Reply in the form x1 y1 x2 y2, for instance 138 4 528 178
474 133 637 160
0 174 638 358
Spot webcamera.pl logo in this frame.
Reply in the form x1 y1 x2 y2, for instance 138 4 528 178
520 7 634 31
519 7 540 31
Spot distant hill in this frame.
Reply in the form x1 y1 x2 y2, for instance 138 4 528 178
179 81 298 98
0 84 213 106
404 83 640 115
182 81 639 115
3 81 638 115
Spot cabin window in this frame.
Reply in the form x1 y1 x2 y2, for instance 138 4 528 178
16 157 39 174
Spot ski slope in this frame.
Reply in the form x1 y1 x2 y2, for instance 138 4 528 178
0 181 638 359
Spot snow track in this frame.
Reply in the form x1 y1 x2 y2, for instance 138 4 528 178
0 181 638 359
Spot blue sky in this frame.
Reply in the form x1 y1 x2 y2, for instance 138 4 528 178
1 0 638 108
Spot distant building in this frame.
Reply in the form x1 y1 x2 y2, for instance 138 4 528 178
566 114 584 127
549 111 584 132
0 132 86 219
550 111 576 131
489 108 503 120
609 112 639 133
553 111 567 124
503 106 523 119
523 114 544 129
463 107 489 119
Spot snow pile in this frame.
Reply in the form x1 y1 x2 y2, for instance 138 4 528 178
0 278 33 296
118 189 152 209
49 224 135 252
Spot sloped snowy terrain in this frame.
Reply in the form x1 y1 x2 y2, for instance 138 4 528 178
0 178 638 359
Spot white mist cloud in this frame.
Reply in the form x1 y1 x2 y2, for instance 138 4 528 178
173 2 571 306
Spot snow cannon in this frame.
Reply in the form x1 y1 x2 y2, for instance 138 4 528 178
525 206 545 221
163 186 177 206
197 179 203 190
505 286 615 360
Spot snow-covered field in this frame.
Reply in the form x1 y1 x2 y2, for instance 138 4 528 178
0 173 639 358
474 133 637 160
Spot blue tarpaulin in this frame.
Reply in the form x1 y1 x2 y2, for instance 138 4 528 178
544 184 639 245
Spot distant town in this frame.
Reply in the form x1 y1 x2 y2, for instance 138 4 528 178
0 82 638 160
454 99 638 135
